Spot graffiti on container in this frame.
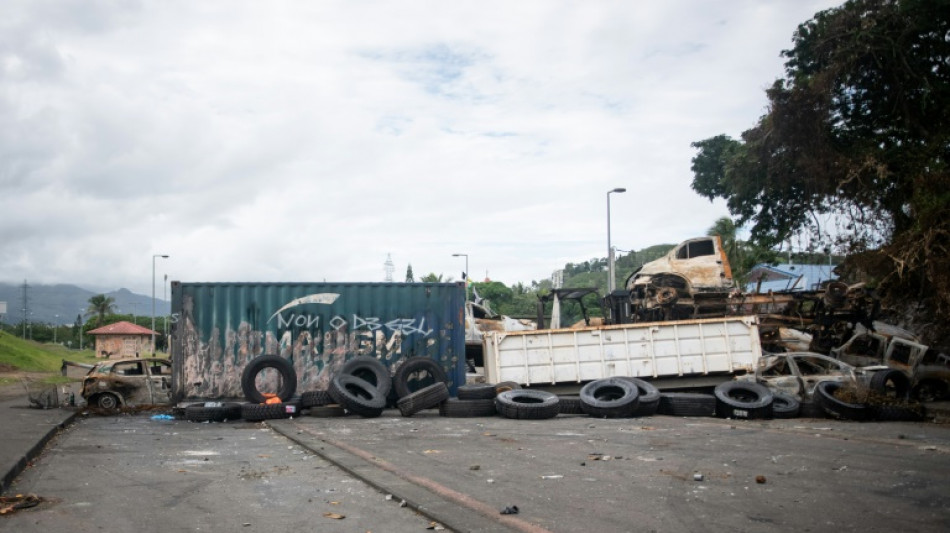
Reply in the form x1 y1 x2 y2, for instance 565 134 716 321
178 294 452 399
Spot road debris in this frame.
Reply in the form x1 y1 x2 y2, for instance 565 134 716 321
500 505 520 515
0 493 43 515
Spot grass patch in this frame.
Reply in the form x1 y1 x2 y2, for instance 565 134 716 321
0 332 99 372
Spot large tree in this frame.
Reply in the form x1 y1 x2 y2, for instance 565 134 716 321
690 0 950 342
85 294 116 327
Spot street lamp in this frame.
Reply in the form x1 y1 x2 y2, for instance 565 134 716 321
607 188 626 293
152 254 169 354
452 253 469 301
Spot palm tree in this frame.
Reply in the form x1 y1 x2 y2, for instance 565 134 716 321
86 294 117 327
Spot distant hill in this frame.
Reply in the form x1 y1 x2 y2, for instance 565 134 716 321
0 282 169 326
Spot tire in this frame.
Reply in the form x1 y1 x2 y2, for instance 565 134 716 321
185 402 243 422
329 374 386 418
799 400 826 419
307 404 347 418
874 402 925 422
495 389 560 420
557 395 585 415
300 390 332 408
241 402 299 421
713 381 774 420
439 398 497 417
457 384 497 400
657 392 716 417
620 377 661 417
397 382 450 417
580 378 640 418
241 355 298 404
869 370 911 400
814 381 871 421
494 381 521 394
96 393 120 410
771 392 801 419
394 357 449 398
341 356 392 399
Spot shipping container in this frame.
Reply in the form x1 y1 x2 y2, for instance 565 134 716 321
170 282 466 401
483 315 762 389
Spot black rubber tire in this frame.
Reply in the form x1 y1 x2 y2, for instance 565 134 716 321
96 393 120 410
300 390 332 408
241 355 298 404
185 402 243 422
397 382 450 417
494 381 521 394
329 374 386 418
580 378 640 418
657 392 716 417
439 398 497 417
771 392 801 419
869 370 912 400
815 381 871 421
714 381 774 420
394 357 449 398
341 356 392 399
241 402 299 421
457 384 497 400
873 402 925 422
495 389 560 420
557 395 585 415
620 377 661 417
799 400 826 419
306 404 347 417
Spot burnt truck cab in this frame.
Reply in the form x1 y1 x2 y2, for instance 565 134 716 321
80 357 174 409
611 236 735 322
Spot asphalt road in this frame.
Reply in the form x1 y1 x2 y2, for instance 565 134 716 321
0 414 440 532
3 410 950 533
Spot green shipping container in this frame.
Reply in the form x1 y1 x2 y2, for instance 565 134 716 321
170 281 466 402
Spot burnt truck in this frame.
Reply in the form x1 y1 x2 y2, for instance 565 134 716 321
169 282 467 402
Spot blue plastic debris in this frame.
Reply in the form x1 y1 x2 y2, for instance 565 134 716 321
151 414 175 420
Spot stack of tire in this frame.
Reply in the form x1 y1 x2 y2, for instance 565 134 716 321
239 354 301 421
438 382 519 418
651 381 798 420
553 377 661 419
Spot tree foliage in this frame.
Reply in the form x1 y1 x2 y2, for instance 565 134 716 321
690 0 950 342
85 294 116 327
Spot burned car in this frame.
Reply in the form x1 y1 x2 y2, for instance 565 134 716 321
735 352 879 401
80 357 173 409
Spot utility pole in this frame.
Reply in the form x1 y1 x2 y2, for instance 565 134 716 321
20 280 30 339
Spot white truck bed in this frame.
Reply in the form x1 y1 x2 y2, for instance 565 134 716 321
483 315 762 386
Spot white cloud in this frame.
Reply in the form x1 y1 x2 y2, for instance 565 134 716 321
0 0 842 294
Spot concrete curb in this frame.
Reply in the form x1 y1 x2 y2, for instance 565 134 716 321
0 409 78 494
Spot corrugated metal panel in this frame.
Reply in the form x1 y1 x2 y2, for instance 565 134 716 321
170 282 465 400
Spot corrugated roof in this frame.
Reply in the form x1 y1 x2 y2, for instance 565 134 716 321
87 321 158 336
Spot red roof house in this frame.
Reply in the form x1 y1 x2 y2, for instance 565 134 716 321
87 321 159 359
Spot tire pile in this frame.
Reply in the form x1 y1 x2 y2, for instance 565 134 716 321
182 355 925 423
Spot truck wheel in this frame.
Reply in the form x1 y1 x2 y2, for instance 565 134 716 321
815 381 871 421
300 389 333 408
341 356 392 399
241 355 297 404
657 392 716 417
771 392 801 419
869 370 911 400
620 377 661 416
557 395 585 415
96 393 120 410
714 382 773 419
329 374 386 418
397 382 449 417
457 383 497 400
439 398 497 417
394 357 448 398
495 390 560 420
580 377 640 418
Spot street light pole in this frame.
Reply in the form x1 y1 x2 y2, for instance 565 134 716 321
452 253 469 301
607 188 626 293
152 254 169 354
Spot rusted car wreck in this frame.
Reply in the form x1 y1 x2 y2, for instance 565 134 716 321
80 357 174 409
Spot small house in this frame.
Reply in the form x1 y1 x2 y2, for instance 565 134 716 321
87 321 159 359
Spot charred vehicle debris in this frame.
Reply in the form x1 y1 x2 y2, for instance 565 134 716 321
67 239 946 424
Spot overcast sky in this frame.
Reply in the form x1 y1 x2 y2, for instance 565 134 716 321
1 0 842 296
